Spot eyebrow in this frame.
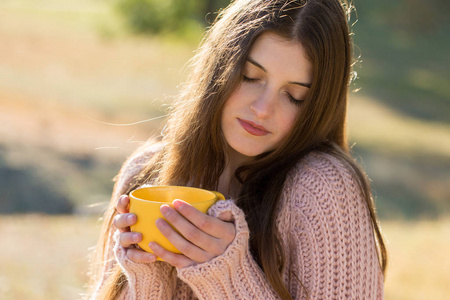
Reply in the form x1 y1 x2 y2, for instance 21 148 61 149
246 57 312 88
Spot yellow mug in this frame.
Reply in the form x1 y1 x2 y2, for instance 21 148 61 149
129 186 225 257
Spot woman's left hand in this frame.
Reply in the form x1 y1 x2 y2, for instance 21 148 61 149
149 199 236 268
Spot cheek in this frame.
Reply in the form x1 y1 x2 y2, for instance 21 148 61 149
222 88 246 117
278 107 300 136
221 93 240 129
221 102 233 128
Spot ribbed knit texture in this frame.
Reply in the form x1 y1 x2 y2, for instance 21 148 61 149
95 147 384 299
114 231 179 299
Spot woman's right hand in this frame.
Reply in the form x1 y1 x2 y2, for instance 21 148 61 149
113 195 157 263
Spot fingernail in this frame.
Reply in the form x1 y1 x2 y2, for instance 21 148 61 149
133 233 140 242
160 205 171 215
155 219 166 229
127 214 135 223
173 200 183 209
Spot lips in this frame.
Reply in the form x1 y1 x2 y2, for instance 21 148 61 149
238 118 270 136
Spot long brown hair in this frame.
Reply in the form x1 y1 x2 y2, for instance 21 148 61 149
88 1 387 299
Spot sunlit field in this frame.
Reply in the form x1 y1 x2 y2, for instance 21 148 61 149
1 216 449 299
383 219 450 300
0 215 99 299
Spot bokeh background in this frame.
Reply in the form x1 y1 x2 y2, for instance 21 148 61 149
0 0 449 299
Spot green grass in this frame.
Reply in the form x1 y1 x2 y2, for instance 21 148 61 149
348 95 450 158
352 0 450 123
347 95 450 219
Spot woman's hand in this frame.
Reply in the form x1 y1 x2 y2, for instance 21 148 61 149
149 199 236 269
113 195 157 263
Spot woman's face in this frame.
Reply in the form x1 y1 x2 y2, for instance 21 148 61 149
221 32 313 160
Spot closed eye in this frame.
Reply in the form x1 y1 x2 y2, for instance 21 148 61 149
285 92 305 106
242 75 260 83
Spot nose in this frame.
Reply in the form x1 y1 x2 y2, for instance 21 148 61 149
250 88 275 119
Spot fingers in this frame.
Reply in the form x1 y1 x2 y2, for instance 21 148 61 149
116 195 130 214
158 203 236 261
172 200 236 241
113 213 137 232
126 248 157 264
160 205 219 253
149 242 194 269
217 211 234 222
155 217 211 262
119 231 142 248
114 195 158 264
114 195 137 232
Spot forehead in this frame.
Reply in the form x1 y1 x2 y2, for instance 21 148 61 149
246 32 313 82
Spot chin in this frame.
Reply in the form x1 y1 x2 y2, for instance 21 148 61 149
226 137 273 158
233 146 269 158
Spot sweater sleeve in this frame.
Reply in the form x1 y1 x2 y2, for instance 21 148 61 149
281 153 384 299
176 200 280 299
113 231 179 299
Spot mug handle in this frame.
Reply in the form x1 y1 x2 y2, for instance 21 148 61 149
211 191 225 201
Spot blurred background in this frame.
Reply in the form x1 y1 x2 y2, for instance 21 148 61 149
0 0 448 299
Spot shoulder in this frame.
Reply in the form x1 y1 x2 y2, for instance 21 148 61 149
285 151 361 199
291 151 356 183
113 141 163 196
279 151 368 219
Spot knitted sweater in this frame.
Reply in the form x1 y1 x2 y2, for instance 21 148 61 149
97 146 384 299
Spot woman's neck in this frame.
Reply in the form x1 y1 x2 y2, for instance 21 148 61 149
217 147 252 199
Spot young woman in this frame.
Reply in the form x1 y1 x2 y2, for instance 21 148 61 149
88 0 387 299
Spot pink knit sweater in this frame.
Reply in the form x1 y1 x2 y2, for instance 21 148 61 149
96 147 384 299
